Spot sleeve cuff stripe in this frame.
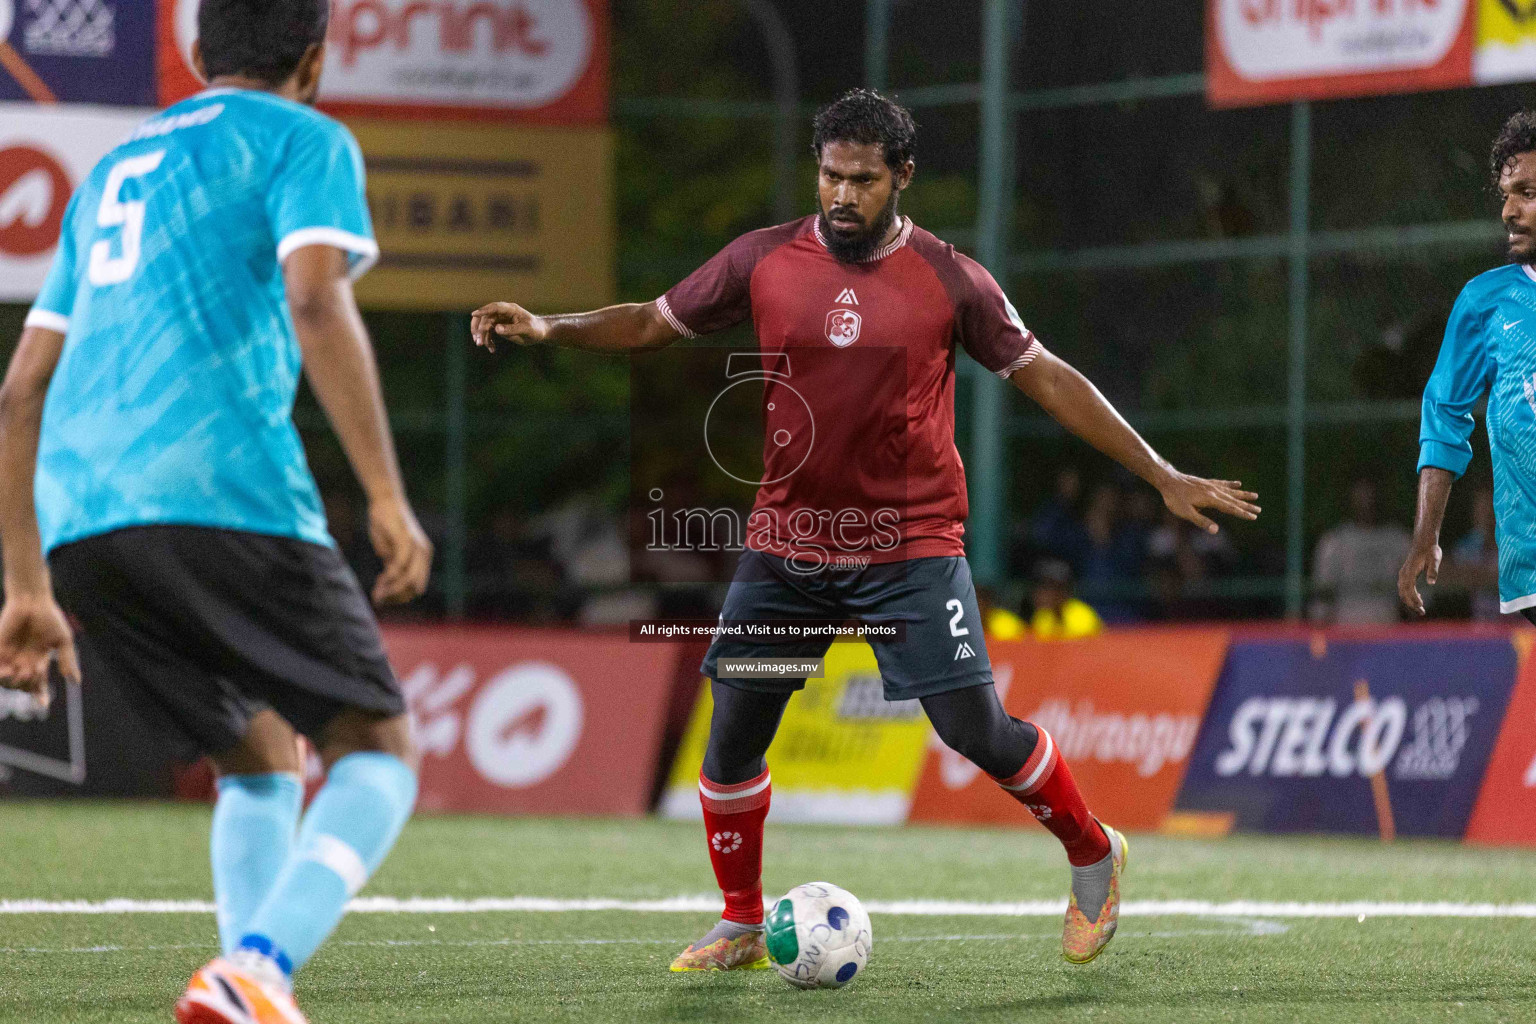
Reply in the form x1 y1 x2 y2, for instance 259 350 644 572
996 337 1042 379
277 227 380 281
656 295 698 339
24 309 69 333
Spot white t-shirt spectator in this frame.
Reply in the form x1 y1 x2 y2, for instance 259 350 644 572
1310 522 1412 624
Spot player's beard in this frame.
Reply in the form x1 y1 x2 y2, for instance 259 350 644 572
1509 231 1536 265
818 190 900 264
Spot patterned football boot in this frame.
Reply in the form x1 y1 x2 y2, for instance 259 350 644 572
1062 821 1129 965
669 927 772 972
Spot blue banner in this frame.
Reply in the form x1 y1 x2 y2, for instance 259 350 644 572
1175 637 1520 837
0 1 155 106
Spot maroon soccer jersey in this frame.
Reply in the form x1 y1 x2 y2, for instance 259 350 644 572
658 215 1040 565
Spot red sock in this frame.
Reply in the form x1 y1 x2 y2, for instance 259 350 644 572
992 726 1109 866
699 767 771 924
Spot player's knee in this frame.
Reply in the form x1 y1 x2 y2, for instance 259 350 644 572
213 709 303 777
933 718 992 768
318 711 419 773
931 714 1038 779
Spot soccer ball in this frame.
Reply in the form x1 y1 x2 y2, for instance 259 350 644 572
764 882 872 990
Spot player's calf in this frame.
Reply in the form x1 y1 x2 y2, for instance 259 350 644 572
987 726 1127 962
671 766 773 972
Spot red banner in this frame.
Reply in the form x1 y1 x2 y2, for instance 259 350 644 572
1466 635 1536 845
1206 0 1475 108
158 0 609 123
386 626 676 816
908 630 1230 832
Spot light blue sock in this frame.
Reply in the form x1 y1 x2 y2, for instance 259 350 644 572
237 752 416 976
211 773 302 955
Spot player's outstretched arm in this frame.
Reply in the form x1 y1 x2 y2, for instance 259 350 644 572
1399 467 1453 617
1011 344 1260 534
0 325 81 705
471 300 681 354
285 245 433 606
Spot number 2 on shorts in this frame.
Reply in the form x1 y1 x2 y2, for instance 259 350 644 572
946 598 970 637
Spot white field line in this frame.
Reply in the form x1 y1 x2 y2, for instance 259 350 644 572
0 923 1288 956
0 896 1533 918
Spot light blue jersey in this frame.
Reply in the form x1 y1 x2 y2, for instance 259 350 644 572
26 88 377 553
1420 263 1536 613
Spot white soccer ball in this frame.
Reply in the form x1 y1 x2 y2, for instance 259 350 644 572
764 882 873 990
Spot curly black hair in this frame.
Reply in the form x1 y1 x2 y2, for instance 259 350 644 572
1490 110 1536 192
811 89 917 171
199 0 329 85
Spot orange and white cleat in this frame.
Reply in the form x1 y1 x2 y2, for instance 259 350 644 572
1062 822 1129 965
669 929 772 972
175 955 308 1024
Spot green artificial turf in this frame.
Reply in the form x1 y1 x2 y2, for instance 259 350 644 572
0 802 1532 1022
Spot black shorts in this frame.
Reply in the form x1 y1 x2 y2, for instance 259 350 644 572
700 550 992 702
49 525 404 759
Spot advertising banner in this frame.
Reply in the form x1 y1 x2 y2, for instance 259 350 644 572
0 103 151 302
0 0 155 105
159 0 608 123
659 641 933 825
346 118 614 311
1175 635 1518 837
907 630 1230 832
1207 0 1476 107
1475 0 1536 83
387 626 675 816
1466 634 1536 844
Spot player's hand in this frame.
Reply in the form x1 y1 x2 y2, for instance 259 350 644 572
368 497 433 606
470 302 547 353
1398 539 1441 617
1157 474 1261 534
0 593 80 711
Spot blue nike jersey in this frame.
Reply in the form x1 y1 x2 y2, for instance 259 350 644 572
26 88 377 553
1420 263 1536 612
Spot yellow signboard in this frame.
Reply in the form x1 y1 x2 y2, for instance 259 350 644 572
344 119 614 312
1476 0 1536 84
659 641 933 825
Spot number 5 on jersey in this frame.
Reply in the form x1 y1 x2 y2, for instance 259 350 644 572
88 151 165 287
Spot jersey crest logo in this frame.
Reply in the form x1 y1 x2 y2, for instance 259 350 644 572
1523 373 1536 418
835 287 858 305
825 308 862 348
954 641 976 661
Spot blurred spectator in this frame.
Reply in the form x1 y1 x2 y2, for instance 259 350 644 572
1080 483 1143 622
466 508 565 622
1029 559 1103 640
1447 485 1500 621
1310 480 1411 625
1146 505 1238 620
530 494 657 626
977 584 1027 641
1025 467 1089 572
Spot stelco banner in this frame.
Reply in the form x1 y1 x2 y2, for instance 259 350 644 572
387 626 674 816
1207 0 1536 107
660 641 933 825
907 630 1231 832
158 0 608 122
1175 635 1519 837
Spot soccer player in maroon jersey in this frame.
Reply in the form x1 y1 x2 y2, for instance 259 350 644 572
472 90 1259 970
